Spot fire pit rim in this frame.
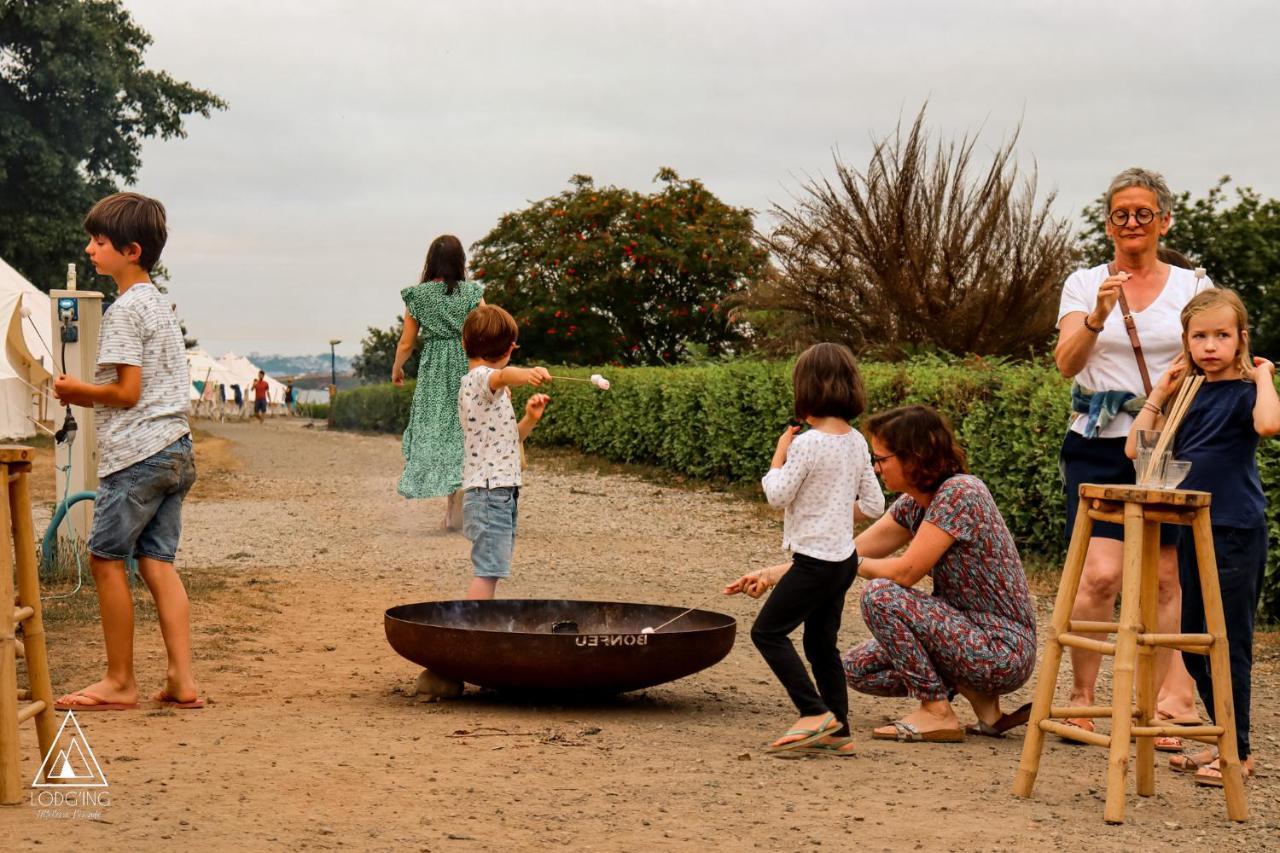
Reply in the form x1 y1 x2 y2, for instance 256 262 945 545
384 598 735 636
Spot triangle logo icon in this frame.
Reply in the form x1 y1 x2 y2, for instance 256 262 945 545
33 711 108 788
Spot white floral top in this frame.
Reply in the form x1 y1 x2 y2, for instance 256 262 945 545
762 429 885 562
458 366 522 489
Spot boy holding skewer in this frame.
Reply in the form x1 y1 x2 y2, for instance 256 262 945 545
458 304 551 599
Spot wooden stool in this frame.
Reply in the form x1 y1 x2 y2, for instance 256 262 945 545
0 446 57 805
1012 484 1247 823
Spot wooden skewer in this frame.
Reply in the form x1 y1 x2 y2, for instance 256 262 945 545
547 375 594 383
1140 378 1191 482
1143 375 1203 482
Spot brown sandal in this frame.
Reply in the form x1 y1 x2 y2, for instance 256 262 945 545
1169 749 1216 774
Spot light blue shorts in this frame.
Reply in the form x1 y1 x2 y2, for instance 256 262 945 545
88 436 196 563
462 486 519 578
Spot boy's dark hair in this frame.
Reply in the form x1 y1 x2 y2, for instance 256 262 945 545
792 342 866 422
420 235 467 295
463 304 519 361
83 192 168 272
865 405 967 492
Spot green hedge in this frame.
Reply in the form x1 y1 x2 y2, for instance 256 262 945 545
332 360 1280 620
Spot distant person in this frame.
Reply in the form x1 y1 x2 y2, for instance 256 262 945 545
285 381 296 416
53 191 202 711
252 369 269 423
392 234 485 530
458 304 550 599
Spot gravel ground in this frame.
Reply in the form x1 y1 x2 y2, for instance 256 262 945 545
5 418 1279 851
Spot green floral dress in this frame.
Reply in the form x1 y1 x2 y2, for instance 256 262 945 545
397 280 484 499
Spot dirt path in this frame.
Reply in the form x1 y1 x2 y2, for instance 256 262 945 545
6 420 1279 851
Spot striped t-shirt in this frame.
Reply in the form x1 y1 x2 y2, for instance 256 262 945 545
94 282 191 477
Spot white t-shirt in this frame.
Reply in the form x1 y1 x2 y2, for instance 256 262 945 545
761 429 885 562
94 283 191 477
1056 264 1211 438
458 366 521 489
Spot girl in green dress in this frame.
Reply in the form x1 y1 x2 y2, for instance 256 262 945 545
392 235 485 529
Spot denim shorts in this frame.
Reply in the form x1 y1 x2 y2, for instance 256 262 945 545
254 399 267 414
88 436 197 563
462 486 519 578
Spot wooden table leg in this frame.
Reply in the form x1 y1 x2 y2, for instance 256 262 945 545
1104 502 1144 824
1015 496 1094 797
1191 508 1248 821
1134 519 1160 797
0 467 21 805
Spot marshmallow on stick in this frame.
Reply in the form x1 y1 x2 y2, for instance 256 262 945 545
548 373 610 390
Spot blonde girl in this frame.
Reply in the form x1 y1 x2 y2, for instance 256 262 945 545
1126 287 1280 786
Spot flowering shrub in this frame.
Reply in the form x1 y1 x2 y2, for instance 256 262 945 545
332 359 1280 620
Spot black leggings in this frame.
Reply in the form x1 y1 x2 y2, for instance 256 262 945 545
750 552 857 736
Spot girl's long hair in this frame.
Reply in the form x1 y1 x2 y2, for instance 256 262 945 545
1180 287 1253 380
420 235 467 295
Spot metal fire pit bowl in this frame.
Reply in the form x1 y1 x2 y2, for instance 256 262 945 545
385 599 737 693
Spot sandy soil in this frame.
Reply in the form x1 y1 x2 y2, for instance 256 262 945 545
5 419 1279 851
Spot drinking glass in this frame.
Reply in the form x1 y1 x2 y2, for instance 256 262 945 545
1162 459 1192 489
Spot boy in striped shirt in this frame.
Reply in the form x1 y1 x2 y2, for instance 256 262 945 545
53 192 203 712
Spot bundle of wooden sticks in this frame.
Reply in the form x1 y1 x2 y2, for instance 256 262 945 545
1140 374 1205 483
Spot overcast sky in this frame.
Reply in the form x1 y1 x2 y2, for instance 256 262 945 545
123 0 1280 358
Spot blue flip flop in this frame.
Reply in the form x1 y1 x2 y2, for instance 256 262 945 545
766 712 838 754
794 737 856 757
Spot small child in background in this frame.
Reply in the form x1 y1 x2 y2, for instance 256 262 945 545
458 304 551 600
725 343 884 755
1126 287 1279 786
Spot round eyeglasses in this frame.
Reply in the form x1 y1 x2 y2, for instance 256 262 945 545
1108 208 1163 227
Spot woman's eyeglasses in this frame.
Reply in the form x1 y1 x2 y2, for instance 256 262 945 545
871 452 895 466
1108 208 1164 227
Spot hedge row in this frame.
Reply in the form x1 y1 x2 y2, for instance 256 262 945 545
332 359 1280 620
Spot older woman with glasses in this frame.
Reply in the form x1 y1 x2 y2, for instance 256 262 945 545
1054 167 1211 741
730 406 1037 743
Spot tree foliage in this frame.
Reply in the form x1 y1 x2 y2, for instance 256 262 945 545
352 318 421 384
470 169 767 365
741 107 1078 359
0 0 226 294
1080 177 1280 358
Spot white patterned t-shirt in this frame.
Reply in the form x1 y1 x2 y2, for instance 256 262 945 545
761 428 886 562
94 283 191 477
459 366 521 489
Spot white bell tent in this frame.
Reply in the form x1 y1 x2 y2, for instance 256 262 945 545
0 257 54 438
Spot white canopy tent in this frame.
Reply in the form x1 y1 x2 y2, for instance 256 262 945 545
0 257 54 438
218 352 287 405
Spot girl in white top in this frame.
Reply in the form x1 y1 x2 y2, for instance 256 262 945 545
725 343 884 756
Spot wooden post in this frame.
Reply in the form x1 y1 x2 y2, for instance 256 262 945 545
1134 519 1161 797
1103 502 1144 824
10 459 56 757
1191 508 1248 820
0 474 19 804
1014 495 1094 797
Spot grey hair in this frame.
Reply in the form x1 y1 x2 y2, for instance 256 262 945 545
1105 167 1173 213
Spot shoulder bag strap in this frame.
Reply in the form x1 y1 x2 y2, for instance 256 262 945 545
1107 262 1153 395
